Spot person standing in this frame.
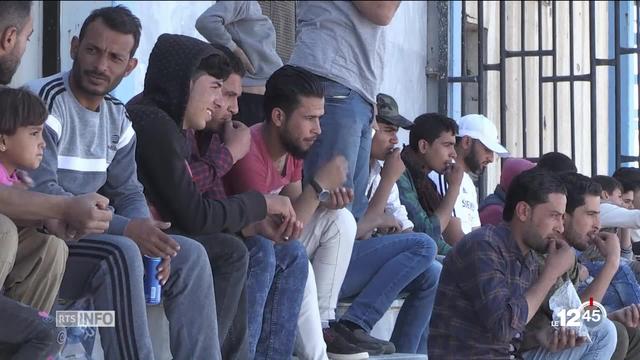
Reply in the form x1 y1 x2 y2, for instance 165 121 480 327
289 1 401 220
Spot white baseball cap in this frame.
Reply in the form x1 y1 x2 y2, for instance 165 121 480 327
457 114 510 157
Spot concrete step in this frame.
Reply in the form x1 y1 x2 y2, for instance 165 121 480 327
293 355 426 360
369 355 427 360
91 302 426 360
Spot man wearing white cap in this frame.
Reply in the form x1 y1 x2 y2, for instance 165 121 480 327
428 114 509 235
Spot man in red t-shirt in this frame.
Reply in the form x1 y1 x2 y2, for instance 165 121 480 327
225 66 366 359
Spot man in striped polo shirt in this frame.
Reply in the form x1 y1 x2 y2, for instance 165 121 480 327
26 6 220 360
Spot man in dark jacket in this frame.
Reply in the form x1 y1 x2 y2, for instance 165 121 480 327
127 34 307 359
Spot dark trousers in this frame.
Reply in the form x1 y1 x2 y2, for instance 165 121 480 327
235 92 265 127
0 295 65 359
194 233 250 360
612 320 640 360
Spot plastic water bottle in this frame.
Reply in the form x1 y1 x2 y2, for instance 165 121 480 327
58 327 91 360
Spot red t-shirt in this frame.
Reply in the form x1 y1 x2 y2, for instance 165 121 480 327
225 123 303 195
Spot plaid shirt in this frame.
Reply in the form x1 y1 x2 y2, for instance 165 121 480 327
520 251 579 352
397 169 451 255
185 129 233 200
429 224 538 359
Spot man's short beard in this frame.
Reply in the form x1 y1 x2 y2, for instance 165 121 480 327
278 116 310 159
279 126 309 159
0 53 20 85
563 224 589 251
71 62 123 97
464 140 484 175
522 224 549 253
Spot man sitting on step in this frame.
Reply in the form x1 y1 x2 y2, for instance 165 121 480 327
335 93 442 355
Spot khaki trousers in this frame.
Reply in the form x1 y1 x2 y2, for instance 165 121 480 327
0 214 68 312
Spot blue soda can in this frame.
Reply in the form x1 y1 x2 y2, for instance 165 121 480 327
143 255 162 305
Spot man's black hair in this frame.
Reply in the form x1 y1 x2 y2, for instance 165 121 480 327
592 175 623 196
408 113 458 151
613 167 640 193
263 65 324 122
560 172 602 215
211 44 246 78
503 168 567 221
536 151 577 174
79 5 142 57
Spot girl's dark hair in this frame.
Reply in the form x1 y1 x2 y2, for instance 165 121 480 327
0 87 47 135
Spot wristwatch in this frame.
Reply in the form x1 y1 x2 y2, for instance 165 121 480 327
310 179 331 202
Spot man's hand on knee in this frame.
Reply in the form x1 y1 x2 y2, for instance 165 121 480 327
124 218 180 258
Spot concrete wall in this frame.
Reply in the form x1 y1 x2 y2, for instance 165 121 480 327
16 1 428 143
9 1 43 87
110 0 430 138
14 0 619 196
28 1 213 101
59 0 113 72
379 1 429 146
110 1 215 102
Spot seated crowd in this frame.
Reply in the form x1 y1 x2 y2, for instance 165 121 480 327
4 2 640 360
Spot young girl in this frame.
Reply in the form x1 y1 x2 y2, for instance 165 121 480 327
0 88 46 187
0 87 66 360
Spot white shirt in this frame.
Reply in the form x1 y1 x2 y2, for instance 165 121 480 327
600 202 640 229
366 161 413 231
599 202 640 243
428 171 481 234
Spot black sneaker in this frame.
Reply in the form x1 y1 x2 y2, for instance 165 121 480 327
323 327 369 360
332 322 395 355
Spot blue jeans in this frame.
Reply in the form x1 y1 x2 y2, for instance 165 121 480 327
579 260 640 312
338 232 441 353
245 236 308 359
303 78 374 220
522 318 617 360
